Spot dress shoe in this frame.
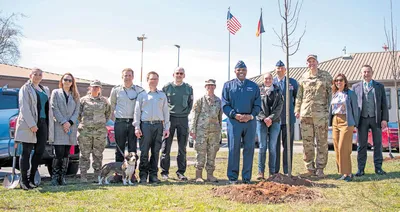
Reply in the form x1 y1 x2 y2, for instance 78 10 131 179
343 176 352 182
177 173 188 181
149 176 160 184
337 175 346 180
375 169 387 175
20 181 32 190
139 177 148 184
355 170 365 177
256 172 264 180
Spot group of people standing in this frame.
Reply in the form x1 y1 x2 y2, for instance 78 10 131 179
13 53 389 190
224 54 388 184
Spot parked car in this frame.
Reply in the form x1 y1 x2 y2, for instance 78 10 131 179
106 119 115 147
368 122 399 151
327 127 358 150
0 86 79 176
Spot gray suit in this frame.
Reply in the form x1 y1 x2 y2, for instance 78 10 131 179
50 89 80 146
352 80 389 171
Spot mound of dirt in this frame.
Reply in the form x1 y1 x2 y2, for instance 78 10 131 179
213 181 321 204
266 173 315 187
384 156 400 162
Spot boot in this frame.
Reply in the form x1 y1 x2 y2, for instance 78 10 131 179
300 169 316 178
59 158 69 185
20 171 32 190
316 169 326 178
195 169 204 183
256 172 264 180
28 172 38 188
80 171 88 183
206 171 218 182
51 159 61 186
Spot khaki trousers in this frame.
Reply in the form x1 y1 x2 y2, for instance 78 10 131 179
332 114 354 175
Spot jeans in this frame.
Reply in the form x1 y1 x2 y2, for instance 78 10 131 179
257 121 280 175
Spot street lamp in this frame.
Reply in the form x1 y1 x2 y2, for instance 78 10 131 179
137 34 147 86
174 44 180 67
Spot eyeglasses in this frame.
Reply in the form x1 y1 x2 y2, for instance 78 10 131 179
175 72 184 75
63 79 73 83
335 79 344 82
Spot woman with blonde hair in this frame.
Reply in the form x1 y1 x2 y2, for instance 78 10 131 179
15 68 54 190
328 73 359 182
50 73 80 186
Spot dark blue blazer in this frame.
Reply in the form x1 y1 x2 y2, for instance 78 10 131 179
352 80 389 126
273 77 298 125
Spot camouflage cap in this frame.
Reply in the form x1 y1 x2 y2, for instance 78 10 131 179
306 54 318 62
90 80 102 87
205 79 216 86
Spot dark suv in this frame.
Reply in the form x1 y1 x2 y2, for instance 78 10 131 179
0 86 79 176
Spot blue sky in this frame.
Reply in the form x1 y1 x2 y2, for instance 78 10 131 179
1 0 399 97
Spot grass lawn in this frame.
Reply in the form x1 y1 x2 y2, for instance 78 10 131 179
1 151 400 211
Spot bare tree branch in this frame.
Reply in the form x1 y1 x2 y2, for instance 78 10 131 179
0 12 24 64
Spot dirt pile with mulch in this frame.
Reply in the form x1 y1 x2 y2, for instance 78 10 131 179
384 156 400 162
213 175 322 204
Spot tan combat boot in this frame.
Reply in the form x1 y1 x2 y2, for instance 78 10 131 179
316 169 326 178
299 169 315 178
256 172 264 180
80 171 88 183
195 169 204 183
207 171 218 182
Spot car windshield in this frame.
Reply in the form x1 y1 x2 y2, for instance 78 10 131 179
0 92 18 109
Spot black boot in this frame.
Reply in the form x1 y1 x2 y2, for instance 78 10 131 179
59 158 69 186
28 172 38 188
51 159 61 186
19 157 32 190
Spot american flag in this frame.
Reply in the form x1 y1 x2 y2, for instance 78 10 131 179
227 11 241 35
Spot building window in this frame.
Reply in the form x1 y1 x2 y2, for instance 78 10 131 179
386 88 391 109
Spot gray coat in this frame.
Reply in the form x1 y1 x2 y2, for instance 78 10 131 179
50 88 80 145
15 81 54 143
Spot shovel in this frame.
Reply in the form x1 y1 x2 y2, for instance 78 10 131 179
387 128 394 159
3 142 20 189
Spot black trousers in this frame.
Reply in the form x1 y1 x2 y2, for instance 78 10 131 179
275 124 294 174
160 116 189 175
139 122 163 178
357 116 383 171
20 118 47 181
54 145 70 159
114 118 137 162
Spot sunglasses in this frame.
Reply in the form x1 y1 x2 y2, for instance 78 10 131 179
175 72 184 75
63 78 73 83
335 79 344 82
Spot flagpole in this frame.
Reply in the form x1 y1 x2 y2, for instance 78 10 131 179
259 8 262 75
228 7 231 81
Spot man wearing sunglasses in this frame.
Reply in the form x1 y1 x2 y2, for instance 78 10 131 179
295 54 333 178
109 68 144 173
160 67 193 181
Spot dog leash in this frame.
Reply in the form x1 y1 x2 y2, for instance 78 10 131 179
115 144 125 158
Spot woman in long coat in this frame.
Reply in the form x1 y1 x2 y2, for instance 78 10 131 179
15 68 54 190
50 73 80 186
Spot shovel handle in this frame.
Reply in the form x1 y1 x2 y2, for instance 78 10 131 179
11 142 19 175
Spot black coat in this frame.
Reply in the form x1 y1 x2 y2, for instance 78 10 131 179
257 84 284 123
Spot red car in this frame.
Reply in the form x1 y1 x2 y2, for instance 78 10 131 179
106 120 116 147
368 122 399 151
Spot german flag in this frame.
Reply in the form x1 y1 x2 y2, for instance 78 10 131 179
256 13 265 37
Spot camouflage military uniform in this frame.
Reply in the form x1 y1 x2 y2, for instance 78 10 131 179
190 95 222 173
78 95 111 177
295 69 333 171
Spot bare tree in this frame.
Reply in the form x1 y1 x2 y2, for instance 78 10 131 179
0 12 24 64
384 0 400 140
273 0 306 177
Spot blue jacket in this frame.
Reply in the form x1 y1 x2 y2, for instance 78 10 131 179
328 89 360 127
273 77 298 125
222 78 261 119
